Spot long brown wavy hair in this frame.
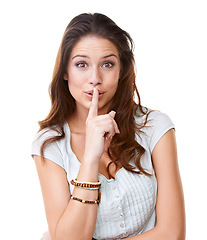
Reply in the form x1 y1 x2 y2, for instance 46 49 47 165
39 13 151 177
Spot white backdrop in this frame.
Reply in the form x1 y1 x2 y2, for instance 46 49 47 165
0 0 206 239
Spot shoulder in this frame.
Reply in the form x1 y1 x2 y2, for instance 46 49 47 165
33 125 63 141
31 124 68 168
135 107 173 126
135 108 175 153
147 110 174 129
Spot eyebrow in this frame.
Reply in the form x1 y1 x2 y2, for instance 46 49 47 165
102 54 118 59
72 54 118 60
72 55 89 59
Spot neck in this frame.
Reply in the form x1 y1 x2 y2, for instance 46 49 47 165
68 108 88 134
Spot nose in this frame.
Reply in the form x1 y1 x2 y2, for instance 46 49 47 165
88 67 102 86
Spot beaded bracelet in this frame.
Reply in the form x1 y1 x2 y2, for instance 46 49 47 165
70 195 99 204
79 186 100 190
73 178 102 185
70 178 102 203
70 178 102 189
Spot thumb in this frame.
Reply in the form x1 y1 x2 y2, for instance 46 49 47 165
108 111 120 134
108 110 116 119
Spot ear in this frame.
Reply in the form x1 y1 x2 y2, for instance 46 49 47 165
63 73 68 81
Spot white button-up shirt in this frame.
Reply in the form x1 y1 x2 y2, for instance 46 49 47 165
32 110 174 239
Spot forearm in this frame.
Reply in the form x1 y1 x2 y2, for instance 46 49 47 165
55 157 99 240
125 227 164 240
126 226 185 240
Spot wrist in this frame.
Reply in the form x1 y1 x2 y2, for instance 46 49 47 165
76 156 100 182
82 152 100 165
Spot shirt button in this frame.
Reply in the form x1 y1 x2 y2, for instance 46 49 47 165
120 213 124 219
115 195 119 198
117 206 122 211
120 223 125 228
112 185 116 190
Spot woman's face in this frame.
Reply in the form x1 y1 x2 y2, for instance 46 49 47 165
64 36 121 114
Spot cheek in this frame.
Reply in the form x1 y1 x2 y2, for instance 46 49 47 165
67 79 81 101
67 71 82 91
105 72 119 89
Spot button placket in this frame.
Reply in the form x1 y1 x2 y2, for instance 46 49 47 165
111 182 119 199
111 182 126 234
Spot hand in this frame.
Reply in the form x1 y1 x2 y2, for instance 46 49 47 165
84 88 120 161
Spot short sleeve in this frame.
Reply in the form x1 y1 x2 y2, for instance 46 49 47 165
139 110 175 153
145 111 175 153
31 128 64 168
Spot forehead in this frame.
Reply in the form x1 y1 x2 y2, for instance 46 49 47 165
71 36 119 57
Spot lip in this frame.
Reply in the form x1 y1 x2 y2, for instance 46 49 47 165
84 89 105 94
84 90 105 100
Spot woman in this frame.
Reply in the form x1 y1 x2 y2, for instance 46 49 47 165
32 13 185 240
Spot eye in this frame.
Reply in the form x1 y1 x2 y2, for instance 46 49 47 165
75 62 88 68
102 61 114 68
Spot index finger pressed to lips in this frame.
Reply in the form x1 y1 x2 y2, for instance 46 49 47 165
87 87 99 119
